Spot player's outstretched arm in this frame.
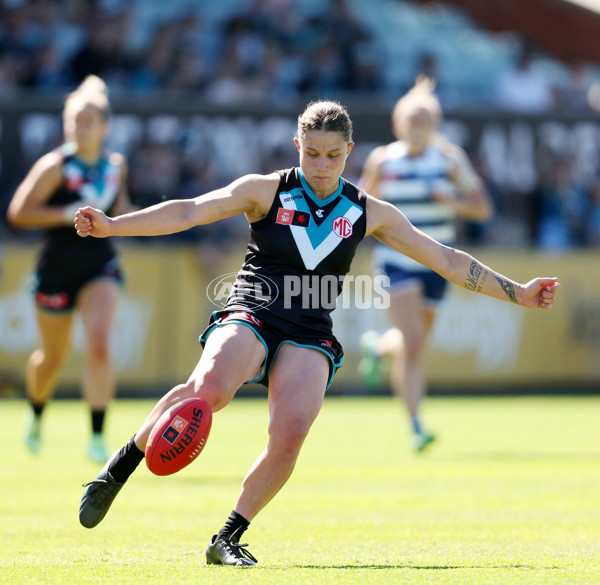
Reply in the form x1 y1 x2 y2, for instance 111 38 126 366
366 196 560 310
75 173 278 238
440 247 559 310
75 199 198 238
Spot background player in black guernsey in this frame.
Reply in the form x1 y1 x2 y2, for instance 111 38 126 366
75 100 559 566
7 75 134 463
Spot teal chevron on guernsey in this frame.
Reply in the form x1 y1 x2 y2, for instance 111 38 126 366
279 170 364 271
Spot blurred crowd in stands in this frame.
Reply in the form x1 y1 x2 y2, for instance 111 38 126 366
0 0 386 103
1 0 600 251
2 0 600 109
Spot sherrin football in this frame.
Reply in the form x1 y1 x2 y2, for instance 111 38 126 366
145 398 212 476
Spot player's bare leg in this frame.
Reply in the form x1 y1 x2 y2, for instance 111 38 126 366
24 309 73 453
78 279 120 462
385 287 436 451
134 324 265 448
206 344 329 566
236 344 328 520
79 324 265 529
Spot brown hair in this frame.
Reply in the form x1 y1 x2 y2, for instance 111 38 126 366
296 100 353 144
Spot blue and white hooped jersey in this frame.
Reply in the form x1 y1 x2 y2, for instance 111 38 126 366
375 140 456 271
224 167 367 336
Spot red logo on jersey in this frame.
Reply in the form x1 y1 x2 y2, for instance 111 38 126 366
277 208 293 225
319 338 340 356
35 291 70 310
65 177 85 191
222 311 263 328
276 208 310 227
332 216 353 238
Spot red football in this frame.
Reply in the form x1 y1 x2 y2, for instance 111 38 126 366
145 398 212 476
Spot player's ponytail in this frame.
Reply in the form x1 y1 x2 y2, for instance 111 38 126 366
64 75 112 121
392 75 442 138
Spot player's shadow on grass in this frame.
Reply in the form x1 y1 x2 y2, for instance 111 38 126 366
450 450 600 462
290 563 561 570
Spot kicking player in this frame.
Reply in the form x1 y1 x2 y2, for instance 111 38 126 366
75 99 558 565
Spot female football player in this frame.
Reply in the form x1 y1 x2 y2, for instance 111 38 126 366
76 99 558 565
8 75 135 462
358 76 493 452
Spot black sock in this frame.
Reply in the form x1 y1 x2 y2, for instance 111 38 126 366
91 410 105 435
217 511 250 541
30 401 45 418
107 435 145 483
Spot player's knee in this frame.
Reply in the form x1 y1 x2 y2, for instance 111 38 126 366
34 347 68 372
87 339 111 363
85 324 112 360
385 328 405 355
186 374 233 412
397 329 425 360
269 416 313 455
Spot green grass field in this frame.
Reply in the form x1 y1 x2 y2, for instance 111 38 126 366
1 395 599 585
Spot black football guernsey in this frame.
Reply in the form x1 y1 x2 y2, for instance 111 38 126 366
222 167 367 337
36 144 122 282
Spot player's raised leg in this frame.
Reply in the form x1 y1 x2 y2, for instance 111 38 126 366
79 324 265 528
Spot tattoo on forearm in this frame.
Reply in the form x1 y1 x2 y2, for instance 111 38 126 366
493 274 518 304
464 260 488 292
463 260 518 303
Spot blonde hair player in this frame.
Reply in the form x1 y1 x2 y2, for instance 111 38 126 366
359 76 493 451
8 75 135 462
75 100 557 565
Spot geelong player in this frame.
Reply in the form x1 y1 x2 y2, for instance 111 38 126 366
358 76 493 452
75 100 559 565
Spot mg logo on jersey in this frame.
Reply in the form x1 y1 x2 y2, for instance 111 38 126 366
332 216 353 238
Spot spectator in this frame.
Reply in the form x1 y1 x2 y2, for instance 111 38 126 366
409 51 456 110
31 42 70 90
562 59 595 110
300 38 348 95
128 141 183 211
130 22 177 92
533 148 590 250
69 7 133 89
0 5 40 88
585 175 600 246
493 43 556 113
168 47 208 94
203 46 254 105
